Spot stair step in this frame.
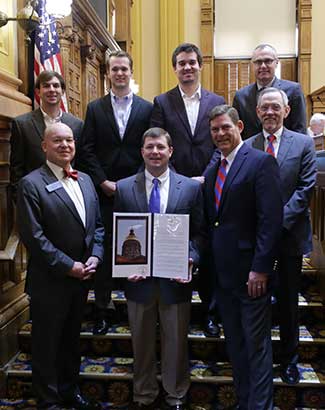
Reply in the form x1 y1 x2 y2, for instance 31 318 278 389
91 289 323 307
0 400 319 410
18 322 325 345
6 353 325 387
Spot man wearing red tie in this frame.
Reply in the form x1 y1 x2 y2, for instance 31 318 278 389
245 87 317 385
203 105 283 409
17 123 104 410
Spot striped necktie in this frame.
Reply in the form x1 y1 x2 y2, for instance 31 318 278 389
214 158 228 211
266 135 276 157
149 178 161 213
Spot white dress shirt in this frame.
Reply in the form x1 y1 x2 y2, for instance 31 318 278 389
40 107 63 127
110 90 133 139
47 160 86 226
179 85 201 135
144 168 170 214
221 141 244 173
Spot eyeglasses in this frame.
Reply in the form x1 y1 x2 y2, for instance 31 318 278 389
252 58 276 66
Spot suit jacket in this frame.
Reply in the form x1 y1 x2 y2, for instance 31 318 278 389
17 164 104 297
151 87 225 177
204 144 283 289
245 128 317 255
10 108 83 199
114 170 205 304
233 78 307 140
75 93 153 189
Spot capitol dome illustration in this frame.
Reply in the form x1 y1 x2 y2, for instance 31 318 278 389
122 228 142 259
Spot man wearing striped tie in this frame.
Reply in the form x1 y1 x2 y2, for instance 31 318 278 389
245 87 317 386
203 104 283 410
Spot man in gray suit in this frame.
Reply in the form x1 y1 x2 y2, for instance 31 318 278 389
10 70 83 200
245 87 317 385
114 127 204 410
233 44 307 140
17 123 104 410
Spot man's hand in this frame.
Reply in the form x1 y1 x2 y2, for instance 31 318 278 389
247 271 268 298
100 180 116 197
83 256 100 280
67 262 86 280
127 274 146 282
173 258 193 284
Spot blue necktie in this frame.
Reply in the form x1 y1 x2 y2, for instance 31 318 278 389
214 158 228 211
149 178 161 213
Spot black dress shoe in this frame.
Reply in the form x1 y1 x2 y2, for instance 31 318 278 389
129 401 159 409
92 319 109 335
164 405 187 410
280 363 300 385
203 318 220 337
65 394 101 410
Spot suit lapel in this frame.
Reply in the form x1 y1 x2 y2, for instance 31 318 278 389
165 171 182 213
133 172 149 212
169 87 193 138
277 129 294 167
218 145 248 214
252 133 265 151
123 95 140 139
41 165 85 228
100 94 120 140
31 109 46 141
206 158 220 221
77 175 92 231
249 84 261 130
194 88 209 136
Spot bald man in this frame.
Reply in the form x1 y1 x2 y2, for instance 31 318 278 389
17 123 104 410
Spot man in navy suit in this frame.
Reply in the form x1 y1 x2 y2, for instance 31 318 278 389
76 51 153 334
17 123 104 410
10 70 83 201
233 44 306 140
151 43 225 336
204 105 282 409
151 43 225 178
245 87 317 385
115 127 204 410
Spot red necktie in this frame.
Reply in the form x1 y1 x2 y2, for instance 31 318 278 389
64 169 79 180
214 158 228 211
266 135 276 157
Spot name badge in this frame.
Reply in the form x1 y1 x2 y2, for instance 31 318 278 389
46 181 63 192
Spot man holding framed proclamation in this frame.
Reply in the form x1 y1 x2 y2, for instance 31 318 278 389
114 127 205 410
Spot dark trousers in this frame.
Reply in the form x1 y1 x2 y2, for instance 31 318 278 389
275 253 303 365
216 286 273 410
94 198 114 315
31 282 88 408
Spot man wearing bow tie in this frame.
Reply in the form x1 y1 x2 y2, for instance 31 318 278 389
245 88 317 386
204 105 282 409
17 123 104 410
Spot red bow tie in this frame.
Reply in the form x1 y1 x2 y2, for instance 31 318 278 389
64 169 79 180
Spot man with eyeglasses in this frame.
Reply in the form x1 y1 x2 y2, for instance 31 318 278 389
245 87 316 386
233 44 307 140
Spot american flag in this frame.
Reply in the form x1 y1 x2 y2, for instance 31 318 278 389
34 0 68 111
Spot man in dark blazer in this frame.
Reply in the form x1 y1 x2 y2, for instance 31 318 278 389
233 43 306 140
75 51 153 335
115 127 204 410
245 87 317 385
10 70 83 200
204 105 282 410
151 43 225 336
17 123 104 410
